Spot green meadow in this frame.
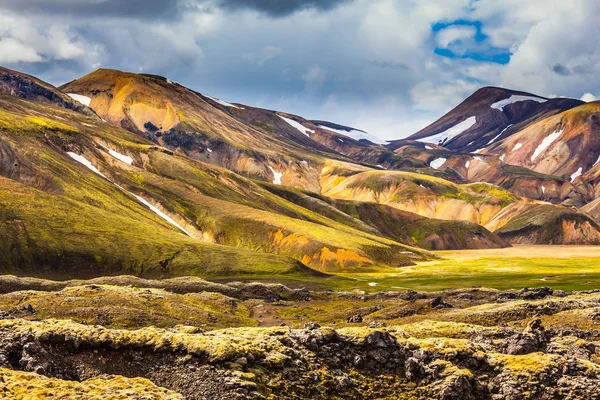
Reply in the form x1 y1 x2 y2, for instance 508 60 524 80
319 245 600 292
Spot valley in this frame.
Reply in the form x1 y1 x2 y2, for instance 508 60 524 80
0 64 599 399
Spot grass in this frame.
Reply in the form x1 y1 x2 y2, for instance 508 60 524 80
327 246 600 292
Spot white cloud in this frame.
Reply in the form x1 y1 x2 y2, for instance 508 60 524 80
436 25 477 48
411 79 480 112
1 0 600 142
581 93 597 102
302 64 327 85
0 38 42 63
243 45 282 66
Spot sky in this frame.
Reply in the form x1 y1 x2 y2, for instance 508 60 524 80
0 0 599 140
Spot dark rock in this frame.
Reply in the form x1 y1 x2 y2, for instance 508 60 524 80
346 315 363 323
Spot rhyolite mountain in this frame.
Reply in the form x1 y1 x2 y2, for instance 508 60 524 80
0 66 598 281
60 68 600 244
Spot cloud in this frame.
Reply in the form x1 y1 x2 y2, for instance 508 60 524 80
370 61 410 70
0 38 42 63
436 25 476 48
0 0 181 19
581 93 597 102
217 0 353 17
243 45 282 66
302 65 327 85
0 0 599 141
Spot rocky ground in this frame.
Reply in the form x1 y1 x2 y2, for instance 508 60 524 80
1 276 600 399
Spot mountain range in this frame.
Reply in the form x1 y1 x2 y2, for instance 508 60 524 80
1 65 599 282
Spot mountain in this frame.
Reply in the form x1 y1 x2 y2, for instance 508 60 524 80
2 65 599 285
3 66 547 287
390 87 583 153
58 68 600 245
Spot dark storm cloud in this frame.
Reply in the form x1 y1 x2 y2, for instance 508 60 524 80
552 63 591 77
0 0 352 19
552 63 572 76
0 0 181 19
218 0 353 16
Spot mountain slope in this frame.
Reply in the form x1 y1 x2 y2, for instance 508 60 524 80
391 87 583 153
319 160 600 245
4 69 477 281
481 102 600 188
60 69 343 192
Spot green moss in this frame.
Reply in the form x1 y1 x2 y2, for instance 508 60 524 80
0 284 256 329
0 368 183 399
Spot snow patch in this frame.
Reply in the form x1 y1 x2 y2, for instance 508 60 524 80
512 143 523 152
488 124 513 145
465 161 470 169
68 152 191 237
166 79 173 84
593 155 600 167
419 184 426 189
491 95 546 111
131 194 191 236
207 148 213 153
204 94 244 109
67 93 91 106
417 116 477 146
337 138 344 143
268 166 283 185
318 125 386 145
473 148 485 154
425 145 433 150
430 157 447 170
67 152 107 178
278 115 314 137
368 282 378 287
531 129 563 162
473 156 483 161
99 144 133 165
570 167 583 182
541 186 546 194
499 154 506 162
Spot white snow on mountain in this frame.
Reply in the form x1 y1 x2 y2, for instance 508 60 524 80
131 194 190 236
67 152 106 178
531 129 563 162
67 93 91 106
268 166 283 185
318 125 386 145
571 167 583 182
417 117 477 146
279 115 315 137
204 94 244 109
512 143 523 152
430 157 447 170
488 124 513 145
99 144 134 165
491 95 546 111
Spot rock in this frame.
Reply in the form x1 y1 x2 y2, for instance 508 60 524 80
346 315 363 323
303 322 321 330
431 297 454 309
405 357 425 381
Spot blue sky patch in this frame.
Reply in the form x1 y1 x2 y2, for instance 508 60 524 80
432 19 512 64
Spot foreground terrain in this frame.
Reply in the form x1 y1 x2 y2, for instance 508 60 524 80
1 275 600 399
